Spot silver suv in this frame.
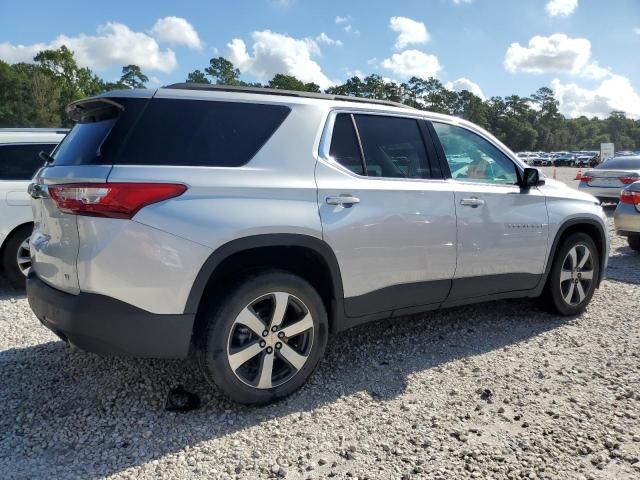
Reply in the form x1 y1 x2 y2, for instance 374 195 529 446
27 85 609 404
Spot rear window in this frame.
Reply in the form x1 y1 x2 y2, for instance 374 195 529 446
0 143 57 180
53 97 290 167
53 98 148 166
596 157 640 170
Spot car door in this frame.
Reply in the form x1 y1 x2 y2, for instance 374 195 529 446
429 121 549 302
316 112 457 318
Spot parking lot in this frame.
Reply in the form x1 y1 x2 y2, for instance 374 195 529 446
1 167 638 479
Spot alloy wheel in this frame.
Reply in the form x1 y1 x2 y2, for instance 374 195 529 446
16 237 31 277
559 244 594 306
227 292 314 389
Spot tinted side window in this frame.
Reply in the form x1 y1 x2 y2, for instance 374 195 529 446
433 122 518 185
0 144 56 180
329 114 365 175
118 99 290 167
354 115 431 179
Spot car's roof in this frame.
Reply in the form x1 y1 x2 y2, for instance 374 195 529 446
0 128 69 144
80 86 527 169
96 85 463 123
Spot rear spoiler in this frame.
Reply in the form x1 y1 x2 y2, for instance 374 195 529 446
66 97 124 123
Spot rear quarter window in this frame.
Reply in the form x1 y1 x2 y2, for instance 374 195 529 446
0 143 57 180
118 99 291 167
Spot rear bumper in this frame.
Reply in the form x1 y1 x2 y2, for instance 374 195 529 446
27 273 195 358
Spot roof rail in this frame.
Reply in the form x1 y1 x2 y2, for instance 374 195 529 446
0 128 69 134
164 83 414 110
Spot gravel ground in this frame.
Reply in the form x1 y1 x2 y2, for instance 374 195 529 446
1 167 639 479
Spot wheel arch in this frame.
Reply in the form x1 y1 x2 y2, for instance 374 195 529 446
185 234 346 337
545 218 607 288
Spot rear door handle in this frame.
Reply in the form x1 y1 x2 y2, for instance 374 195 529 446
460 197 485 208
326 195 360 207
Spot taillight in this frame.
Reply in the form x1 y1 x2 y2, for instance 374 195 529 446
619 175 638 185
48 183 187 219
581 175 593 183
620 190 640 206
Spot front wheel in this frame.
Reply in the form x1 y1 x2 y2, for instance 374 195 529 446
541 233 600 315
197 271 328 404
628 235 640 252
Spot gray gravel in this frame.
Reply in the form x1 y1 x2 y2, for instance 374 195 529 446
1 167 639 479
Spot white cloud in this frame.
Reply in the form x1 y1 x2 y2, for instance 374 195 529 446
551 75 640 119
150 17 202 50
545 0 578 17
315 32 342 46
226 30 332 89
381 49 442 79
335 15 357 34
389 16 429 50
634 27 640 35
504 33 596 76
452 0 473 4
0 22 176 72
445 77 485 99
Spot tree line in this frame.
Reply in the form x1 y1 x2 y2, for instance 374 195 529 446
1 46 639 152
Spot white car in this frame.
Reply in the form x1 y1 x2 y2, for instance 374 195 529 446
0 128 67 287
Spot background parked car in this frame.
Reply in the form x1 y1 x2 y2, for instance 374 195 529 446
0 128 67 288
578 156 640 203
614 180 640 251
553 153 577 167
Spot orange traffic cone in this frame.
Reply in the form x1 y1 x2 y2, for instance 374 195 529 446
575 168 582 180
552 166 557 179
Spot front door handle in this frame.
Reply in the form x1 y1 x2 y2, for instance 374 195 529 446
460 197 485 208
326 195 360 207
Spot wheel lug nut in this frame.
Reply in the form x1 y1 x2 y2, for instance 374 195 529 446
271 326 278 332
262 330 269 337
278 332 285 339
266 346 273 354
259 340 266 348
275 342 282 350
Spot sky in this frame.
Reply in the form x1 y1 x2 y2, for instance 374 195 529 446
1 0 639 118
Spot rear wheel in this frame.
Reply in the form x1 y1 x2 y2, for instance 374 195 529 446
628 235 640 252
1 224 32 289
197 271 328 404
542 233 600 316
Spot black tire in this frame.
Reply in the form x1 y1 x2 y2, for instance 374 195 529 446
628 235 640 252
1 224 32 290
541 233 600 316
197 270 328 405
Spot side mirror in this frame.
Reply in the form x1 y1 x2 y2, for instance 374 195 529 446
521 167 544 188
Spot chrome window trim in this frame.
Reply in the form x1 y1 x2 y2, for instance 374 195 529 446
317 107 526 186
317 108 448 184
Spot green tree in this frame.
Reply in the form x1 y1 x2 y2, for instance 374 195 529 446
268 74 320 92
34 45 104 125
205 57 241 85
119 64 148 89
186 69 211 84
